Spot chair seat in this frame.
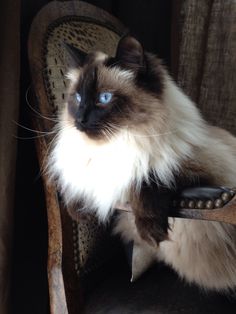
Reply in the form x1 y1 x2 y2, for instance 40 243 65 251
84 264 236 314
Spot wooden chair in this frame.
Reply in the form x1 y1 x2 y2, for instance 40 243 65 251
28 1 236 313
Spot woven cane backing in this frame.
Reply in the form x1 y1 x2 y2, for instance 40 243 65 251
43 19 121 113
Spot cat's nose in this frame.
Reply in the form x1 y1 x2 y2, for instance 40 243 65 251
76 116 86 125
75 116 88 131
76 110 88 124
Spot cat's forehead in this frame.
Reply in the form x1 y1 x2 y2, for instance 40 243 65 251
66 51 107 83
68 51 135 91
97 66 134 90
85 53 134 90
87 51 108 64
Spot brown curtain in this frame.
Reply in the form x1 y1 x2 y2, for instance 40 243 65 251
0 1 20 313
175 0 236 135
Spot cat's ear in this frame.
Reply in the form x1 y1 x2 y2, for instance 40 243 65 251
116 36 145 70
62 42 87 68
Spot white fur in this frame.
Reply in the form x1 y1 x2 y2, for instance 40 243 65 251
48 76 206 219
48 128 149 219
48 70 236 291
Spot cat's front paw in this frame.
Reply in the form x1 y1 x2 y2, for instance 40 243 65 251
135 215 169 247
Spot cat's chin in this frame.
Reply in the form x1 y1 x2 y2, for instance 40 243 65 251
76 124 111 142
78 129 110 143
75 126 115 143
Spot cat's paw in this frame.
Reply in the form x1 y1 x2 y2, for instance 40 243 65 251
135 215 169 247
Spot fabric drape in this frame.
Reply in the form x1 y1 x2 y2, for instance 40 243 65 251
176 0 236 135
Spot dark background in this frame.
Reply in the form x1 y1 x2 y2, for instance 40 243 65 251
11 1 172 313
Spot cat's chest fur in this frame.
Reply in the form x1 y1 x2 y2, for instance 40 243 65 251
51 127 150 219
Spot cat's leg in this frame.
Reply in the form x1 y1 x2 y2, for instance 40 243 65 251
131 171 211 246
130 179 174 246
159 219 236 290
114 201 236 290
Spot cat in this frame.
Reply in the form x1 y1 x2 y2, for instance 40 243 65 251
48 36 236 291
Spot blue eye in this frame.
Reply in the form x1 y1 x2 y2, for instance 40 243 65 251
99 92 113 104
75 92 81 103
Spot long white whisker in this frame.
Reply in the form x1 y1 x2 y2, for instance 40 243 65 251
103 124 117 139
131 129 178 138
13 120 57 135
106 122 178 138
102 129 111 141
14 134 55 140
25 85 60 123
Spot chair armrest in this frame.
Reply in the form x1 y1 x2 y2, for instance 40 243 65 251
172 186 236 224
115 187 236 225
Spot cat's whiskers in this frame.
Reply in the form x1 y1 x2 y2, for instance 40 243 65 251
107 127 117 139
131 129 178 138
102 125 115 140
14 133 56 141
25 85 61 123
105 121 178 138
13 120 57 136
103 124 119 139
102 129 111 141
105 122 121 132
